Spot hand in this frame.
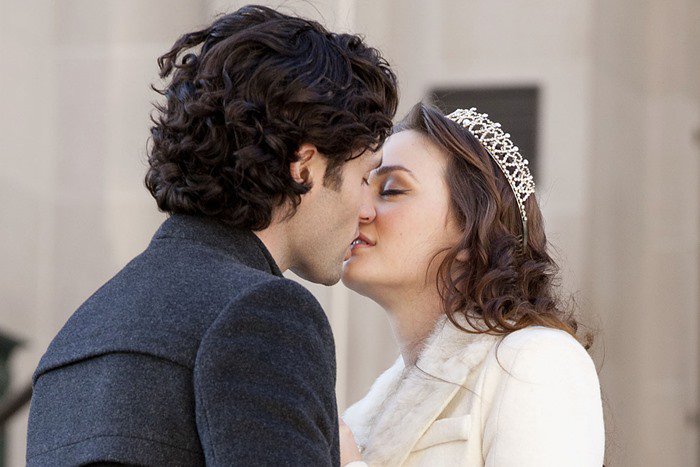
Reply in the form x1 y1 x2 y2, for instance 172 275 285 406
339 417 363 466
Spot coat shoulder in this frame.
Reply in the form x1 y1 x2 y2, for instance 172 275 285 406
500 326 588 358
33 243 293 381
201 276 333 351
477 330 605 465
484 326 597 387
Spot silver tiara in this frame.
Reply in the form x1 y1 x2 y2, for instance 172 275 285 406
445 107 536 250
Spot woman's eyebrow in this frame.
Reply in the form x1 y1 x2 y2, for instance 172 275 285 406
371 165 418 181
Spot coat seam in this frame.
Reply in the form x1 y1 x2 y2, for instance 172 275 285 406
27 433 202 459
192 277 283 466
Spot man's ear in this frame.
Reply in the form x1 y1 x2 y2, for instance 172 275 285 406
290 143 322 186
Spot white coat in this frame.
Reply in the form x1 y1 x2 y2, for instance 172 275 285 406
343 317 605 466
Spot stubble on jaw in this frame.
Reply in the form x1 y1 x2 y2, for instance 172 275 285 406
289 232 347 286
316 237 348 286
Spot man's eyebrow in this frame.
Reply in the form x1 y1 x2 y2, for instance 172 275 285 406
372 165 417 180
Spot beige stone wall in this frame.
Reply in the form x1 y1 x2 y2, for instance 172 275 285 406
1 1 698 466
0 2 208 465
587 0 700 464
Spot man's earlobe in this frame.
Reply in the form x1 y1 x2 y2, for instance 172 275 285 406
291 144 318 185
290 161 313 185
290 161 306 184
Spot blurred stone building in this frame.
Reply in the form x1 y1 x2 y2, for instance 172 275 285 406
1 1 698 465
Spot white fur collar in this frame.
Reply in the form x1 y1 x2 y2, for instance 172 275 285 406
343 316 500 466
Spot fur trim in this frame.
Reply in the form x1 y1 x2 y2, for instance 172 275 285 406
343 317 500 465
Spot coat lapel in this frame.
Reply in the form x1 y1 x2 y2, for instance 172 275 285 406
343 317 500 466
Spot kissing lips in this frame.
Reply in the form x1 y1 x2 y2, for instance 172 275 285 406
350 232 375 252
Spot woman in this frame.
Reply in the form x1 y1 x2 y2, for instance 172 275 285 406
339 103 604 466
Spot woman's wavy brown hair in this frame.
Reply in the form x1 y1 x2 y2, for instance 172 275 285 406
395 103 586 345
146 5 398 230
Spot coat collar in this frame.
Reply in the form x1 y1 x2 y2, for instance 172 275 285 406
152 214 283 277
343 316 500 465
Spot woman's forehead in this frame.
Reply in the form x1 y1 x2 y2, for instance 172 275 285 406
382 130 446 173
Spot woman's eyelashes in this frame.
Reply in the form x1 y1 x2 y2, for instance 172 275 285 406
370 174 411 197
379 187 408 197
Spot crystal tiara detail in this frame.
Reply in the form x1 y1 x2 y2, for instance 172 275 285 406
445 107 536 250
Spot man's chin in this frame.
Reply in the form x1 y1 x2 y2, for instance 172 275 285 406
291 264 342 287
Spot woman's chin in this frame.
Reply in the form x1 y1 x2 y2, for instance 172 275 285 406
341 259 374 294
342 265 393 307
340 263 361 289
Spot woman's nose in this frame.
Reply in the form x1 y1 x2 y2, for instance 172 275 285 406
359 187 376 223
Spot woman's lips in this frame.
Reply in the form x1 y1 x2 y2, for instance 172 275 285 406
350 233 375 252
351 240 371 250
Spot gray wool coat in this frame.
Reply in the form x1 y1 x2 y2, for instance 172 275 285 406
26 214 339 466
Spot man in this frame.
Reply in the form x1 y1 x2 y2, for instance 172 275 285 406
26 5 398 466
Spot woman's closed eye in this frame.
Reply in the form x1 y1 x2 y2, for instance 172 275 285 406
379 188 408 197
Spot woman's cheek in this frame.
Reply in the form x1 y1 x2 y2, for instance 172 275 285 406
390 210 424 265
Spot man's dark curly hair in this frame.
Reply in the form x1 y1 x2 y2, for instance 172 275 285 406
145 5 398 231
